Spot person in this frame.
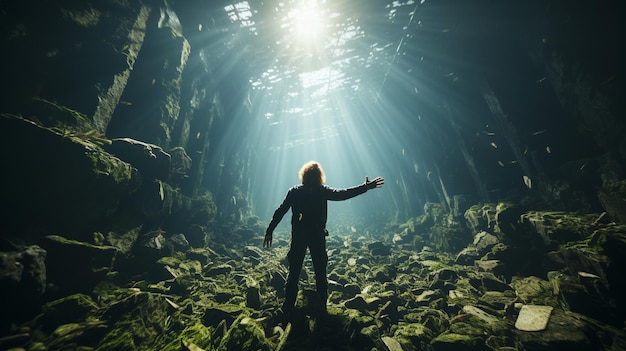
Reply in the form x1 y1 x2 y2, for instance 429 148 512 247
263 160 384 318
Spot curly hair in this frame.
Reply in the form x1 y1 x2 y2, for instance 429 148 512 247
299 161 326 186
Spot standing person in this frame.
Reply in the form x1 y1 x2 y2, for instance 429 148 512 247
263 160 384 318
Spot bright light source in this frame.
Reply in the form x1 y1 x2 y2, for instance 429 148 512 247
287 2 328 47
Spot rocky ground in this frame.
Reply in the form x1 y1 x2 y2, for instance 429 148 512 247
2 199 626 351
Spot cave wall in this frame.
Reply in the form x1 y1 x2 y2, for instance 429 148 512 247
0 0 251 207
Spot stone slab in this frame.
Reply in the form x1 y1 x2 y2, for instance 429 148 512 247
515 305 553 331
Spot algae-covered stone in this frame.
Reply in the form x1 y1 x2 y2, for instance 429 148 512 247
495 202 524 234
382 336 407 351
344 307 376 333
464 204 496 233
431 332 485 351
217 315 272 351
355 324 385 350
473 231 499 253
39 294 99 332
162 322 213 351
510 276 555 305
203 304 244 328
393 322 434 346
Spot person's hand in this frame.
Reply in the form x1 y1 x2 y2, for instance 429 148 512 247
263 229 273 248
365 176 384 190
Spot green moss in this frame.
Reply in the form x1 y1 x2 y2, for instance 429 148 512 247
393 322 434 344
217 315 272 351
86 147 137 185
432 332 482 348
157 256 182 267
161 322 213 351
96 330 136 351
449 321 484 336
343 308 375 329
190 193 217 225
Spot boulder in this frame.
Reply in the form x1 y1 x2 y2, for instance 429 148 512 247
597 179 626 223
473 231 499 253
105 137 171 181
0 245 47 329
455 247 481 265
1 115 141 241
464 204 496 233
0 245 47 296
132 230 166 264
368 241 392 256
393 323 434 348
509 276 555 305
39 235 117 297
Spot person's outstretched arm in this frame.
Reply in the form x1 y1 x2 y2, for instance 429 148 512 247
326 176 384 201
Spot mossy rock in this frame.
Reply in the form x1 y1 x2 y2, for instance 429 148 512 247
39 294 99 332
344 308 376 333
217 314 272 351
95 329 136 351
393 322 434 345
161 322 213 351
431 332 486 351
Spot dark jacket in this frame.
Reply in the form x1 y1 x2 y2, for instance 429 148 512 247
267 183 368 233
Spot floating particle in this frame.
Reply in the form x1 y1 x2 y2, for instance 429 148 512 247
523 175 532 189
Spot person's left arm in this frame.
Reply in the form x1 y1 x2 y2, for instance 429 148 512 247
325 176 384 201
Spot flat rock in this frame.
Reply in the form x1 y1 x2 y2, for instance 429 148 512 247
462 305 499 324
515 305 553 331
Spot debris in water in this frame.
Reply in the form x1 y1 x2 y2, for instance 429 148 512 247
532 129 547 136
165 297 179 309
392 233 402 244
361 285 373 294
523 175 532 189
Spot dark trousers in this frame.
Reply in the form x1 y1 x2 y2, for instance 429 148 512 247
282 229 328 313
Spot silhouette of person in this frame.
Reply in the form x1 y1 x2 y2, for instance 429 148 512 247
264 161 384 318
